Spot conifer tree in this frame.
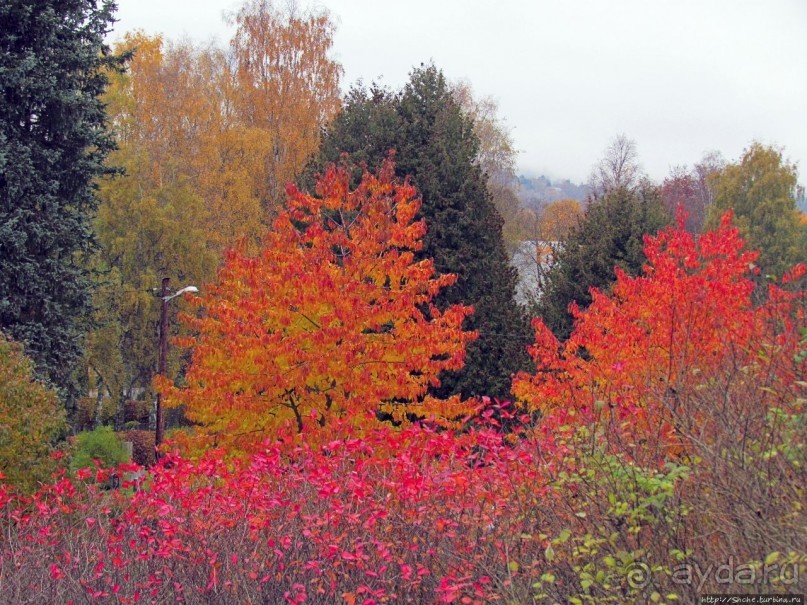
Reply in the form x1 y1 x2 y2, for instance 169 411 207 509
309 65 531 400
0 0 122 406
538 184 671 340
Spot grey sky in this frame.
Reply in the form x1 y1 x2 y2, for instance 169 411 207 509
109 0 807 184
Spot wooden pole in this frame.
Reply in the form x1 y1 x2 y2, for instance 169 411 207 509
155 276 169 453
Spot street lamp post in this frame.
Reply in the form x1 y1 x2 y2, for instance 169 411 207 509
155 277 198 453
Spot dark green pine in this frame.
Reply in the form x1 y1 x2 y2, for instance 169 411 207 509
0 0 123 408
308 64 532 401
538 184 672 341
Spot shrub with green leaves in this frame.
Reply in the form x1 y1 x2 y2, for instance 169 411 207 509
0 332 66 492
70 426 129 472
516 426 693 605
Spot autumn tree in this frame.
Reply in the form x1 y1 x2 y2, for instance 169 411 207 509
537 198 583 242
89 14 342 424
163 162 477 452
537 184 670 340
451 80 524 250
90 167 217 427
103 33 267 255
231 0 342 213
516 213 758 427
310 65 532 400
514 213 805 463
85 34 222 426
705 142 805 281
0 332 66 492
512 218 806 577
0 0 121 406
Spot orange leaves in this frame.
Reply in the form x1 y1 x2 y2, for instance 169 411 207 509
164 161 477 453
537 198 584 242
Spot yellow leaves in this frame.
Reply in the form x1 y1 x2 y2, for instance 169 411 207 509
95 11 344 427
538 199 584 242
106 4 342 252
231 0 342 213
0 334 66 491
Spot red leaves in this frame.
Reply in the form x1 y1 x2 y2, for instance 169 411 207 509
0 417 545 603
4 211 801 603
49 564 64 580
513 213 805 463
284 583 307 603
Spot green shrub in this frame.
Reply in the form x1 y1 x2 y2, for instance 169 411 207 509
70 426 128 472
0 332 66 492
525 428 692 605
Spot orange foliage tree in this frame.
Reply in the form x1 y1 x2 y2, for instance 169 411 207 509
513 212 805 461
231 0 343 212
537 198 583 242
90 21 342 420
162 162 477 452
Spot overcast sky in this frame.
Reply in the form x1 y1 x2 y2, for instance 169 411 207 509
109 0 807 185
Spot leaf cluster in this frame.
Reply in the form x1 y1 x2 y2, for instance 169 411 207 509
0 332 66 492
164 161 477 452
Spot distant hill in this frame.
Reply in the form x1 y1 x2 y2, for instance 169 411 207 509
517 175 589 211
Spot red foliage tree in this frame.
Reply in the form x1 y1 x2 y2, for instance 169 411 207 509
514 212 805 461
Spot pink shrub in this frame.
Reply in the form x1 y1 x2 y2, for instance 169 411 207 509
0 410 553 604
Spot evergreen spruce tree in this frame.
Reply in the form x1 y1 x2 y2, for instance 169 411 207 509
0 0 122 407
310 83 401 183
309 65 531 400
538 184 671 341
